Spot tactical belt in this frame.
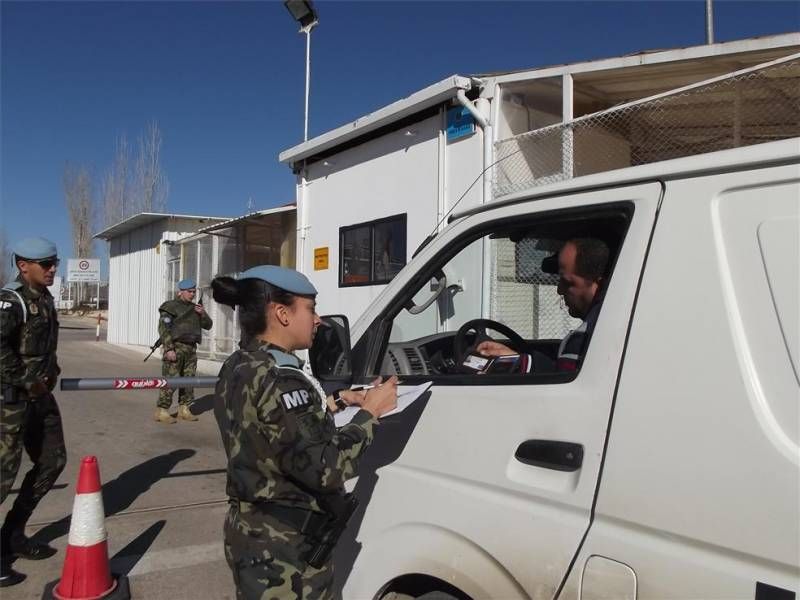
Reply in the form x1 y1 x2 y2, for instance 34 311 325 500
234 500 330 536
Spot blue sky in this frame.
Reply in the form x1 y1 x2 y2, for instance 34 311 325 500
2 0 798 273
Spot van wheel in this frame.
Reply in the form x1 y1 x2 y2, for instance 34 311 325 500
417 594 458 600
381 594 414 600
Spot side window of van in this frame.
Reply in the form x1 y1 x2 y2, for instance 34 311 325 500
370 208 631 382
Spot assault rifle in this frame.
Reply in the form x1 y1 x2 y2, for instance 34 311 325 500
143 290 204 362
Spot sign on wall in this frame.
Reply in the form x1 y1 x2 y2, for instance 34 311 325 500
314 247 329 270
67 258 100 282
446 106 476 142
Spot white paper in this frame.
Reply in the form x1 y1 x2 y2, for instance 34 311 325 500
334 381 433 428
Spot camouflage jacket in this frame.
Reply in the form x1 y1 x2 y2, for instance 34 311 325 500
0 276 60 391
214 341 376 513
158 298 212 349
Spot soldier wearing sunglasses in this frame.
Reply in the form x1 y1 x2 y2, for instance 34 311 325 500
0 237 66 588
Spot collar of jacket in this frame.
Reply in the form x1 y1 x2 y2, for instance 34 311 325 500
15 275 46 300
256 341 301 369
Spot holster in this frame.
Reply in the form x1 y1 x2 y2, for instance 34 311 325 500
303 493 359 569
232 495 358 569
251 502 331 537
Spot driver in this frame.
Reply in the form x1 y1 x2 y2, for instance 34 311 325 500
477 237 610 372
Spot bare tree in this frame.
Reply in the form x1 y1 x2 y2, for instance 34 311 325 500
134 121 168 213
97 121 169 229
100 134 130 227
0 227 11 285
63 163 94 302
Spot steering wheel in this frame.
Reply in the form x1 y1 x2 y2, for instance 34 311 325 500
453 319 527 367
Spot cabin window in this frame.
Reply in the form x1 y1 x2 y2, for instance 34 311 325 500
340 214 407 287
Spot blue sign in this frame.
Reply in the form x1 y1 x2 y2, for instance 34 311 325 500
446 106 475 142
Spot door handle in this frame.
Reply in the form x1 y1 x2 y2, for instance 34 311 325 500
515 440 584 472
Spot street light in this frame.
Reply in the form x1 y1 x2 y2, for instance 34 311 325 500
284 0 319 142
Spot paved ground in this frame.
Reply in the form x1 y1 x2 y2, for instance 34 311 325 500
2 315 234 599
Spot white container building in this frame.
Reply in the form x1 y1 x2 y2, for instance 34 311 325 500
279 33 800 327
94 206 297 360
94 212 229 348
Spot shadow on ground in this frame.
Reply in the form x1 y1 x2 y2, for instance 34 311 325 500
191 393 216 416
31 449 196 546
109 520 167 576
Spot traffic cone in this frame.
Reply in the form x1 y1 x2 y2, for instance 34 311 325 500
44 456 130 600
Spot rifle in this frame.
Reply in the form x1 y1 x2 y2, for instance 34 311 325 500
143 291 204 362
305 493 359 569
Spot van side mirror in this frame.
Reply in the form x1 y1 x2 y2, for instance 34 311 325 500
310 315 353 384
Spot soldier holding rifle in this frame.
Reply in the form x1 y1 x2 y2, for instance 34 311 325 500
154 278 212 424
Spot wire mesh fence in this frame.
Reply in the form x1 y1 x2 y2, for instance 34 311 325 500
489 237 580 342
494 57 800 197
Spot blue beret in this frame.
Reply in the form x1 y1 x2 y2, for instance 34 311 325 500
12 237 58 260
178 279 196 290
239 265 317 296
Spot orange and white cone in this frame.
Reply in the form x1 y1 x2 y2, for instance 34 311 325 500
46 456 130 600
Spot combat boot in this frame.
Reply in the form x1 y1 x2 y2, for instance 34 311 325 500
178 405 198 421
0 562 25 588
154 408 176 424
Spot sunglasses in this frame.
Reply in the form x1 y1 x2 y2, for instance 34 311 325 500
32 258 60 270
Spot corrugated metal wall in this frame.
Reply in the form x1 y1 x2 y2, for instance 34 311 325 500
106 218 213 347
107 222 167 345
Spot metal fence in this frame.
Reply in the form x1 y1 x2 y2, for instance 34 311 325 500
490 56 799 339
494 56 800 197
489 237 579 341
173 213 296 361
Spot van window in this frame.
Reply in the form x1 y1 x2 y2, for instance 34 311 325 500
369 208 630 382
340 214 407 287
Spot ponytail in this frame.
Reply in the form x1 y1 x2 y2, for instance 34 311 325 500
211 275 304 341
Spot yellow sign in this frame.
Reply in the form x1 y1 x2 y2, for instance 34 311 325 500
314 247 329 271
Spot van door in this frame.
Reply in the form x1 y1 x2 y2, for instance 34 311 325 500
338 183 662 599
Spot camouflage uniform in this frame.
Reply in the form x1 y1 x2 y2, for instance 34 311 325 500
0 277 66 551
157 298 212 409
214 341 376 600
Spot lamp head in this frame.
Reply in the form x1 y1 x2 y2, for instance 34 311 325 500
284 0 318 29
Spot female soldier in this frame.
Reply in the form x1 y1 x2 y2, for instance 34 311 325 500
211 265 397 599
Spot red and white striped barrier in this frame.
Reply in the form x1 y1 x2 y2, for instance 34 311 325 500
48 456 129 600
61 376 218 391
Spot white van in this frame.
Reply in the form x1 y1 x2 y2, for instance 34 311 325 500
310 138 799 600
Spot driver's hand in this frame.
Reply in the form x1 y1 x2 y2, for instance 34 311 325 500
476 341 514 357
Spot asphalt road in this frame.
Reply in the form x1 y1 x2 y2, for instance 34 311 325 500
2 315 234 599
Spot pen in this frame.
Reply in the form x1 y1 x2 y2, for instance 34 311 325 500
349 385 376 392
350 380 403 392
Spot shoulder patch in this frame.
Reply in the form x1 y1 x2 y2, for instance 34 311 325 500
0 288 26 323
279 387 313 412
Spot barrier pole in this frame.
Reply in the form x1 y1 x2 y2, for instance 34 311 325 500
61 376 219 391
